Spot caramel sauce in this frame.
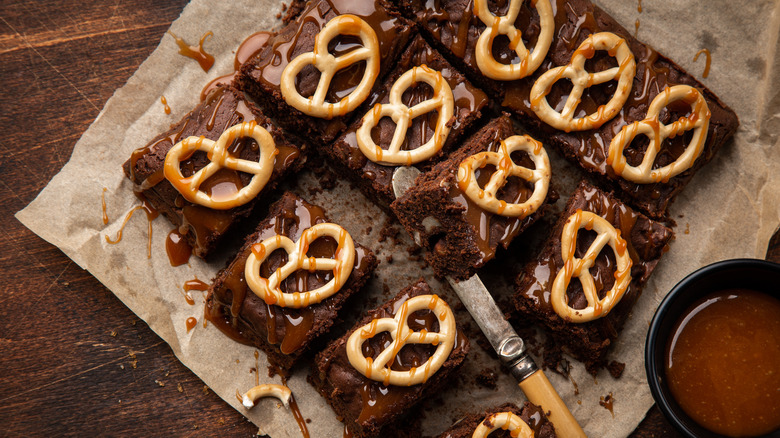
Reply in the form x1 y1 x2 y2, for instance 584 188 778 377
289 395 310 438
161 96 171 114
693 48 711 78
665 289 780 437
182 277 208 306
165 228 192 267
168 30 215 72
599 392 615 417
637 0 643 13
200 31 273 101
105 195 159 258
186 317 198 333
634 19 639 37
101 187 109 225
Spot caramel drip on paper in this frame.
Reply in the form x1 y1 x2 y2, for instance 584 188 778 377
186 317 198 332
105 197 159 258
101 187 109 225
694 48 711 78
168 30 215 72
160 96 171 114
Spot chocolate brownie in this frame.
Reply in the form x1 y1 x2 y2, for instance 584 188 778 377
122 85 305 258
205 192 377 374
236 0 414 145
324 34 490 208
391 115 557 280
438 402 557 438
514 180 673 375
309 278 470 438
401 0 739 218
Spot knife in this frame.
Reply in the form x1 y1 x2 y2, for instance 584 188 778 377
392 166 586 437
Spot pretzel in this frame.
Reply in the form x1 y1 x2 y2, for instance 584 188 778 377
607 85 711 183
357 65 454 166
551 210 632 323
472 412 534 438
346 295 456 386
163 121 277 210
244 223 356 308
241 384 291 409
530 32 636 132
473 0 554 80
280 14 380 119
457 134 550 218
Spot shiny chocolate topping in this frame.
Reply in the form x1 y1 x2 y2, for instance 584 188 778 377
126 86 300 256
206 195 371 358
518 181 671 324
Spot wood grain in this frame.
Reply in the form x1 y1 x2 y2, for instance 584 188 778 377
1 1 777 437
0 1 256 435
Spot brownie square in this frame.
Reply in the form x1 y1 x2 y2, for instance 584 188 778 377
309 278 470 438
514 180 673 375
324 34 490 208
205 192 378 374
438 402 557 438
236 0 414 145
391 115 557 280
122 85 305 258
401 0 739 218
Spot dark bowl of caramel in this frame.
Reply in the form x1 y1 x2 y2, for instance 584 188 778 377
646 259 780 438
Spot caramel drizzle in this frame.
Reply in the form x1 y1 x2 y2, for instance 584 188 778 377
186 317 198 332
105 196 159 258
168 30 215 72
101 187 109 225
694 48 711 78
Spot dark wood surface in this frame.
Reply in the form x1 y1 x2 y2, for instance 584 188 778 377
0 1 776 437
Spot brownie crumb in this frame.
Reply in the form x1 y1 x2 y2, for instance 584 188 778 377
379 219 400 243
607 361 626 378
476 368 499 390
385 254 393 264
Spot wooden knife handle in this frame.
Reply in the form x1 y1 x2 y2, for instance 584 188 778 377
518 369 587 437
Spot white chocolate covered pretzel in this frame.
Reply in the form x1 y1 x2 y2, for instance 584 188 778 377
530 32 636 132
607 85 711 184
357 65 454 166
472 412 534 438
551 210 632 323
241 384 292 409
163 121 277 210
457 134 550 218
473 0 554 80
280 14 380 119
346 295 456 386
244 223 355 308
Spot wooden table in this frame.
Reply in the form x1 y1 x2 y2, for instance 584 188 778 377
1 1 773 436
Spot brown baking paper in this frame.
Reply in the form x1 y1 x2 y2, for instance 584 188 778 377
16 0 780 436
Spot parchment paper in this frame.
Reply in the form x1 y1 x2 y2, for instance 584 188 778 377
16 0 780 436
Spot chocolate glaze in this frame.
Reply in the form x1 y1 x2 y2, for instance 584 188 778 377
309 279 469 438
437 402 557 438
392 115 557 280
327 34 489 208
514 180 673 374
236 0 413 144
205 192 377 373
402 0 739 218
122 85 304 258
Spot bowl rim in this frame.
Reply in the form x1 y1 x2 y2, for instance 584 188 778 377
645 258 780 438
